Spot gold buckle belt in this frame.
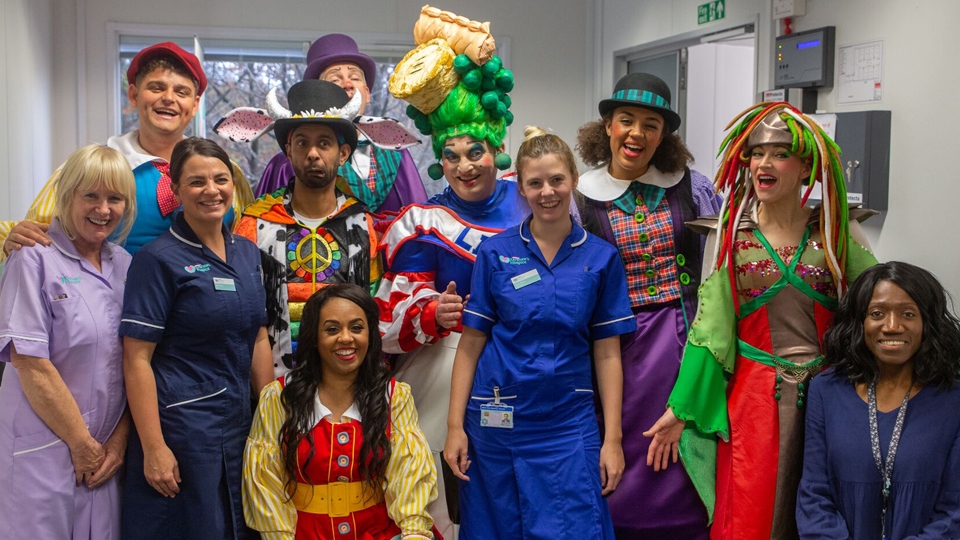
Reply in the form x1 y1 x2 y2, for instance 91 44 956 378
291 481 381 517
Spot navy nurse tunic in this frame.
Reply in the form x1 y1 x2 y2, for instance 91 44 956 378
119 212 266 540
459 217 636 539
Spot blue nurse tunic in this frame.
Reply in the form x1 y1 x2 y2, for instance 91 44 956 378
459 217 636 539
119 212 266 540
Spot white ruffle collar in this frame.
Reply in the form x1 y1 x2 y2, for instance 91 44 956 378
285 371 362 425
576 164 684 202
107 130 166 170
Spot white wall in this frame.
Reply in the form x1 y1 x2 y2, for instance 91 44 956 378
794 0 960 305
1 0 54 221
596 0 960 299
592 0 772 105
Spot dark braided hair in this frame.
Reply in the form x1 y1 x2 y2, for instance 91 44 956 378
278 284 392 495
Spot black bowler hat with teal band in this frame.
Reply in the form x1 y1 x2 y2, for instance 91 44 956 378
598 73 682 133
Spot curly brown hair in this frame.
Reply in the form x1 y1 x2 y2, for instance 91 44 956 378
575 114 693 174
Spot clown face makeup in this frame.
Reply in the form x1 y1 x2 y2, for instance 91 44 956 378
441 135 499 202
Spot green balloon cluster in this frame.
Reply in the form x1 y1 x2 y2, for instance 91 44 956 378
457 55 515 125
405 53 516 136
406 104 433 136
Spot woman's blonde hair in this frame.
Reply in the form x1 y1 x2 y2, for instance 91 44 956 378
54 144 137 245
515 125 579 184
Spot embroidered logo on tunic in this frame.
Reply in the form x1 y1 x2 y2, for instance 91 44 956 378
58 275 82 284
184 263 211 273
499 255 530 265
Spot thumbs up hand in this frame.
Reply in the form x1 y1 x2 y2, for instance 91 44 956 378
436 281 465 330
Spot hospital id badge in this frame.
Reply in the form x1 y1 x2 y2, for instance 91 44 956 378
480 403 514 429
511 269 540 290
213 277 236 292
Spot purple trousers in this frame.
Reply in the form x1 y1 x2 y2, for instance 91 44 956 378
605 304 709 539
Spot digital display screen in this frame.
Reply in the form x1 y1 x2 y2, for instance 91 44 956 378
797 39 821 50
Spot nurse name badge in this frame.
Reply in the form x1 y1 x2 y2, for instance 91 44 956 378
480 403 514 429
510 269 540 290
479 386 514 429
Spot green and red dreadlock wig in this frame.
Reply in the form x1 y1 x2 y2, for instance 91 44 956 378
713 102 851 307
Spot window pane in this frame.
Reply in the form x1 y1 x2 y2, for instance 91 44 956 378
202 60 305 183
120 40 446 197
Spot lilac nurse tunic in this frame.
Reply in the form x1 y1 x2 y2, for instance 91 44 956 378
0 218 130 539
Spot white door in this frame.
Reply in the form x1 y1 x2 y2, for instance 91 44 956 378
622 28 755 179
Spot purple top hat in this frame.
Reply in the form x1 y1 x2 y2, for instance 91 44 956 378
302 34 377 86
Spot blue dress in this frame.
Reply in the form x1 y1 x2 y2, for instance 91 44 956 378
459 217 636 539
797 369 960 539
119 213 267 540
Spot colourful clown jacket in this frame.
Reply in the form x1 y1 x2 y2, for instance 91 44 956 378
236 184 382 378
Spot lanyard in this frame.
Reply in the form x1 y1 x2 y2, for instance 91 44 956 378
867 381 911 540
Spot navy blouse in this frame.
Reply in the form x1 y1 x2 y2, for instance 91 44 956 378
797 369 960 539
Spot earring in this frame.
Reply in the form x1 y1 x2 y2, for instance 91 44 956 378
427 163 444 180
495 152 512 171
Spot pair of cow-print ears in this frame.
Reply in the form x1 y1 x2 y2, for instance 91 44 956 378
213 109 422 151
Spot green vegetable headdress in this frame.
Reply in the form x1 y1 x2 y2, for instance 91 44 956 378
389 7 515 179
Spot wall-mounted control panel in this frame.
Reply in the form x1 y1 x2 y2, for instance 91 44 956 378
775 26 835 88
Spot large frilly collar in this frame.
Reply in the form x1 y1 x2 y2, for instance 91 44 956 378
577 164 684 202
106 130 168 170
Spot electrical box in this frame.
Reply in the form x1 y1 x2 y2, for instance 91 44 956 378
808 111 891 211
773 0 806 19
775 26 835 88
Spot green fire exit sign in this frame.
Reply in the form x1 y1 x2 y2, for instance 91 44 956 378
698 0 726 24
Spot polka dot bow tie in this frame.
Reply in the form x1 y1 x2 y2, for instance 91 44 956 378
154 162 179 217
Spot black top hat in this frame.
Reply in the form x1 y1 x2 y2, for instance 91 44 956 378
273 80 359 155
598 73 682 133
